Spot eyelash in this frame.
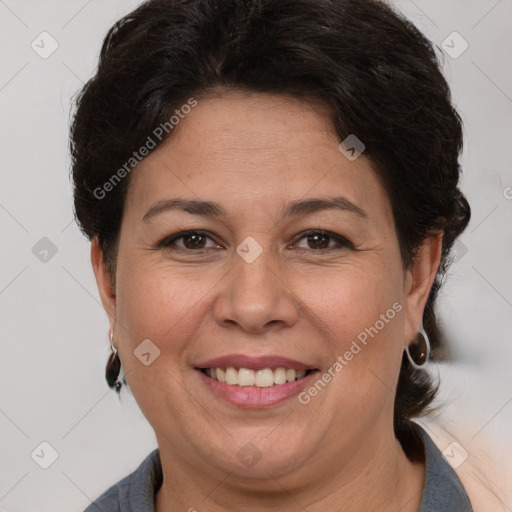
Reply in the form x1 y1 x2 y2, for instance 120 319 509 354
157 229 354 252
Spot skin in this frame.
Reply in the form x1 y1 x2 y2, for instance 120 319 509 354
92 91 443 511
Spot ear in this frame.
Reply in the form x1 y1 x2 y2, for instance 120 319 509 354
403 232 443 346
91 236 116 327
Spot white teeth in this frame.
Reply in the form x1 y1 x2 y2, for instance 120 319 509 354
286 369 296 382
255 368 274 387
216 367 226 383
225 367 238 385
273 367 287 385
204 366 310 387
238 368 255 386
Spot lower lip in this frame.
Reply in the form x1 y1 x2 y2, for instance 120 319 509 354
197 370 318 408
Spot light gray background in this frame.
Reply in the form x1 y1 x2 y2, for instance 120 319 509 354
0 1 511 511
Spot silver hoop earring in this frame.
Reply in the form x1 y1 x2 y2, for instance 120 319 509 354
404 326 431 370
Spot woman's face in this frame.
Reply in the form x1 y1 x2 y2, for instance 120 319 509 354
93 92 440 486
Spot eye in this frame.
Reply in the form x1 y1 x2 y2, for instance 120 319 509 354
158 230 221 250
157 229 353 253
292 230 353 251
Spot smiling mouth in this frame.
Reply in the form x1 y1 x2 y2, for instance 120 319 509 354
199 367 315 388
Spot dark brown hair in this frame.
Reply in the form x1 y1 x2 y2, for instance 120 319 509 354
70 0 470 453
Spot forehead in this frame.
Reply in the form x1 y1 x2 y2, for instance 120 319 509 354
125 92 389 221
159 92 340 171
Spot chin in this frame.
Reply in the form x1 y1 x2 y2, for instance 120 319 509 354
196 429 316 483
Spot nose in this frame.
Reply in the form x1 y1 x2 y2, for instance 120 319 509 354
212 248 299 334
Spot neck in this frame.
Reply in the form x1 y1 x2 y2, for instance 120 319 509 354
155 430 425 512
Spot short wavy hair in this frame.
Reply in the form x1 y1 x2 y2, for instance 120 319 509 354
70 0 470 456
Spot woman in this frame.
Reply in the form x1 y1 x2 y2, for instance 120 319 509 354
71 0 473 510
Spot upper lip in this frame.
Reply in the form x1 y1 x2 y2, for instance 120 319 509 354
196 354 315 371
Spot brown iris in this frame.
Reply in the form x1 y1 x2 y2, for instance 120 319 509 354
183 233 207 249
307 233 330 249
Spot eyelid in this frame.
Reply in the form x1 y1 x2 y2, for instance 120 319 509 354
157 229 354 251
156 229 221 249
291 229 354 250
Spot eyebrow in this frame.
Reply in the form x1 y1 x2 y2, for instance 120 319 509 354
141 196 367 222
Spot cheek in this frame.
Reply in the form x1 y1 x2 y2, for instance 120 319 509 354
113 257 210 420
305 259 405 391
308 259 403 339
114 255 212 354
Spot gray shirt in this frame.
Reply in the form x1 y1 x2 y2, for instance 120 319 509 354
84 424 472 511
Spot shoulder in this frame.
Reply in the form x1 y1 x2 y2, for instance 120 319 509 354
416 418 512 512
414 423 473 511
83 449 162 512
